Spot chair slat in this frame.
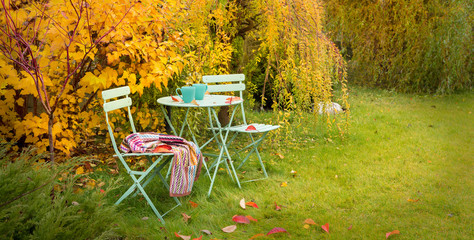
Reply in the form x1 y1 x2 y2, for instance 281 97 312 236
103 97 132 112
102 86 130 100
203 74 245 83
207 83 245 93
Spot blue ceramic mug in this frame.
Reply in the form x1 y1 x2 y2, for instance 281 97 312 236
193 83 208 100
176 86 195 103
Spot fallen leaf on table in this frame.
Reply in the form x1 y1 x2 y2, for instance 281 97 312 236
246 201 259 208
239 198 246 209
174 232 191 240
201 230 212 235
249 233 265 239
232 215 250 224
182 213 191 223
226 97 241 101
267 227 288 235
246 215 258 222
171 95 182 102
205 91 210 95
386 230 400 239
191 100 199 106
222 225 237 233
321 223 329 233
304 218 316 225
189 200 198 208
245 125 257 131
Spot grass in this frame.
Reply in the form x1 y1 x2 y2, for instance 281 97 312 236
101 86 473 239
3 86 471 239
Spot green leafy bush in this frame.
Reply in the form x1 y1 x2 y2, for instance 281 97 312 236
324 0 472 93
0 144 123 239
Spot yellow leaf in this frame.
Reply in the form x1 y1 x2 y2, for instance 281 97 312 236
280 182 288 187
76 166 84 175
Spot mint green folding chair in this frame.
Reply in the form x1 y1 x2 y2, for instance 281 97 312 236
102 86 180 224
203 74 280 194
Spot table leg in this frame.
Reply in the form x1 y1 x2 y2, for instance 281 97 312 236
207 107 241 197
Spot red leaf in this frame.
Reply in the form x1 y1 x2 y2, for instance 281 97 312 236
192 236 202 240
174 232 191 240
249 233 265 239
232 215 250 224
246 215 258 222
267 227 288 235
386 230 400 239
348 224 353 230
245 125 257 131
274 202 281 211
171 95 181 102
189 200 198 208
246 201 259 208
226 97 241 101
100 189 105 193
321 223 329 233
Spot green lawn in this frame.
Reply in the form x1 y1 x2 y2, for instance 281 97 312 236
107 86 473 239
2 86 472 239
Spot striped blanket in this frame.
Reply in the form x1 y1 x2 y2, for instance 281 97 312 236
120 132 202 197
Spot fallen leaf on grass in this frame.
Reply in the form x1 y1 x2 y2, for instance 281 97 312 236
303 224 310 229
267 227 288 235
304 218 316 225
222 225 237 233
407 199 420 202
348 225 353 230
274 202 282 211
174 232 191 240
232 215 250 224
280 182 288 187
245 125 257 131
76 166 84 175
201 230 212 235
240 198 246 209
192 236 202 240
246 201 259 208
182 213 191 223
249 233 265 239
189 200 198 208
386 230 400 239
246 215 258 222
141 217 149 221
321 223 329 233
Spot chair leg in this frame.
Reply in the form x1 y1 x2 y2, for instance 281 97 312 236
236 132 270 183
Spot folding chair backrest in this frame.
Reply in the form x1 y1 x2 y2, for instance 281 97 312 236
203 74 247 124
102 86 137 156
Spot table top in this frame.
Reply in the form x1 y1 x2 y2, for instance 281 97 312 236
157 95 243 108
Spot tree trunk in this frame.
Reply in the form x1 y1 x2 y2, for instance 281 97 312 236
48 113 55 163
218 106 230 127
